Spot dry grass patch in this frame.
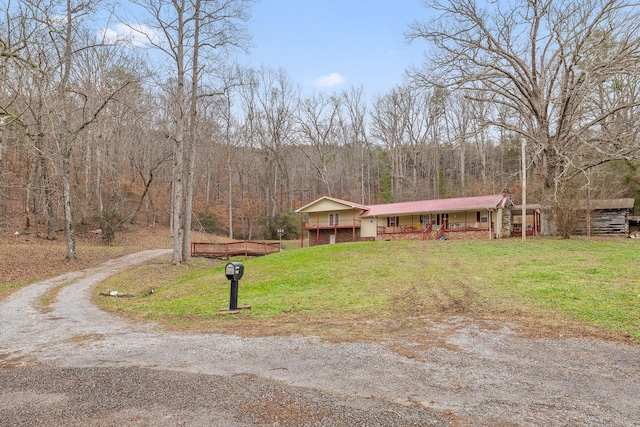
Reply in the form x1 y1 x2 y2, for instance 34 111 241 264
0 226 174 300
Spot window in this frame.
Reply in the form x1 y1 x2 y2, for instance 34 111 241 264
329 213 340 226
387 216 399 227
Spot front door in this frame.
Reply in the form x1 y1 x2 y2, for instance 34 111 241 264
329 234 336 244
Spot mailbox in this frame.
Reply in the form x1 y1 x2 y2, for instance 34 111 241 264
225 262 244 281
221 261 247 313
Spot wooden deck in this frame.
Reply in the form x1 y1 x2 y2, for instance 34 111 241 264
191 241 280 258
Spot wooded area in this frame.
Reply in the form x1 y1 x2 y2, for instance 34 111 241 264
2 0 640 261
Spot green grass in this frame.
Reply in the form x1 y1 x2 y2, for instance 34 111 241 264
96 238 640 341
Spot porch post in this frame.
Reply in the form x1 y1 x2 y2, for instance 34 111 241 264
352 210 356 242
531 209 535 237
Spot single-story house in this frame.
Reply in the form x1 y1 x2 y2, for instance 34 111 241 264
295 193 513 246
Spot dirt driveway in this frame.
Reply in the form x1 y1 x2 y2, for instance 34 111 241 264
1 250 638 426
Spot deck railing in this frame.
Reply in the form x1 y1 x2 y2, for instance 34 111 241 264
377 222 492 235
191 241 280 258
302 219 361 229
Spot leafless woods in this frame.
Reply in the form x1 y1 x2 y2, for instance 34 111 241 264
2 0 639 252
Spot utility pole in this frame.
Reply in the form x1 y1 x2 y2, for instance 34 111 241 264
521 138 527 244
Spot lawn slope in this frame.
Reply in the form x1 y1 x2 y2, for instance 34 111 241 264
96 238 640 342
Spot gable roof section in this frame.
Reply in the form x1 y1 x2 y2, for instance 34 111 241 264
361 194 510 217
576 198 635 210
295 196 368 214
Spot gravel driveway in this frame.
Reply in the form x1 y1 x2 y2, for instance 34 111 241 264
1 250 638 426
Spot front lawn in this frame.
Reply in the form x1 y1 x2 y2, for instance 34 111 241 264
95 238 640 343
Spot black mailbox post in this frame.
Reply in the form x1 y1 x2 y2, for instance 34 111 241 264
219 262 250 314
225 262 244 310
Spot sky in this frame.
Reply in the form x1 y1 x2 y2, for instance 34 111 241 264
102 1 430 98
242 0 429 97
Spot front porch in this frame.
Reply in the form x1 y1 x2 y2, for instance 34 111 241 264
511 204 542 237
301 219 362 246
373 209 499 241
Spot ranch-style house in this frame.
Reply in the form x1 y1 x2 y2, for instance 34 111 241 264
295 193 514 247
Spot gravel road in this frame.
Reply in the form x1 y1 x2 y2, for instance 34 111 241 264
1 250 638 426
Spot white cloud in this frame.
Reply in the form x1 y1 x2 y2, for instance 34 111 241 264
313 72 345 88
97 28 119 44
97 23 162 47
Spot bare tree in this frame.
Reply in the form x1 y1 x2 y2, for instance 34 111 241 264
3 1 133 257
1 1 56 237
371 89 408 201
295 92 343 197
409 0 640 232
130 0 252 263
371 85 439 201
253 66 299 218
341 87 372 204
236 66 261 238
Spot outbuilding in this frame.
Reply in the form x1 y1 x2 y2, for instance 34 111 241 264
574 198 635 236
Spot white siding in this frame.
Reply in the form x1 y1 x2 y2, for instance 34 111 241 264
361 217 377 238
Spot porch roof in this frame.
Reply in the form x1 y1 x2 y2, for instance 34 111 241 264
512 203 542 214
360 194 510 217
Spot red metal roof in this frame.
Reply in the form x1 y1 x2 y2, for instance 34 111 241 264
361 194 510 217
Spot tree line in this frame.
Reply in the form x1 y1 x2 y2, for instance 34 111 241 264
2 0 640 261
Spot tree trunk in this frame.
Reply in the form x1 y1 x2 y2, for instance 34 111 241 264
36 131 55 240
172 142 184 264
459 142 465 190
82 137 91 224
0 124 6 231
182 137 195 261
521 138 527 244
60 0 76 260
96 142 103 215
62 152 76 260
228 145 234 239
181 0 201 262
171 0 186 265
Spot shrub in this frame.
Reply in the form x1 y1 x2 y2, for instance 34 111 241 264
198 213 219 234
94 211 124 245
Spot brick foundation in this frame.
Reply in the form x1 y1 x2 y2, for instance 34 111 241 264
309 228 363 246
308 228 496 246
378 230 492 241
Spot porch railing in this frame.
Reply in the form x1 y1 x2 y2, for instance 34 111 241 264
377 222 492 235
377 223 434 235
302 219 361 229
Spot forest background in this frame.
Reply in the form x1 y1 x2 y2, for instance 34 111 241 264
2 0 640 263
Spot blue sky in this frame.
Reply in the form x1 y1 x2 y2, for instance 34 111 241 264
104 1 429 97
243 0 429 96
